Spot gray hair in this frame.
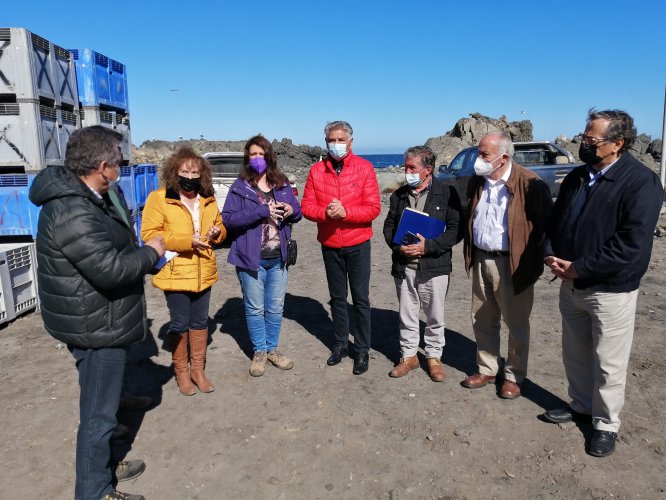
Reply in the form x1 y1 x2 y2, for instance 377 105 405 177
485 131 514 157
324 120 353 138
587 108 636 152
404 146 435 170
65 126 123 177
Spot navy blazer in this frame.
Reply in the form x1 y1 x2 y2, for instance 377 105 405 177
546 152 662 292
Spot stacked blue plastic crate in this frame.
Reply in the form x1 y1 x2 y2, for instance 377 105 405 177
0 174 39 238
70 48 131 162
117 164 158 244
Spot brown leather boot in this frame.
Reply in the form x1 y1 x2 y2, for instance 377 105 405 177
189 328 214 393
168 332 196 396
388 355 419 378
426 358 445 382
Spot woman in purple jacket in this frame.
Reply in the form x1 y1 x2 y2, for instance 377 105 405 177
222 135 302 377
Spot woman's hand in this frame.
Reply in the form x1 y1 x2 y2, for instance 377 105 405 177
268 203 285 221
192 235 211 250
280 203 294 219
206 225 222 241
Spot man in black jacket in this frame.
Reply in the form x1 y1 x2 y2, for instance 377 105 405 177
383 146 463 381
543 110 663 457
30 126 165 500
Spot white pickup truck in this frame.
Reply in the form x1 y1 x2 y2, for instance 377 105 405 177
203 151 299 211
202 151 244 210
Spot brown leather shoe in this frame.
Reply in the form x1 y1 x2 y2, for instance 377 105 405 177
388 355 419 378
426 358 445 382
500 380 521 399
461 373 496 389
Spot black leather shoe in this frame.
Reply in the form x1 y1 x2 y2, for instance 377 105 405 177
587 430 617 457
327 346 348 366
543 406 591 424
352 352 369 375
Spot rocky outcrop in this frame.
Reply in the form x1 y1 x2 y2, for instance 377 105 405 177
133 138 324 186
132 114 663 179
647 139 662 161
424 113 534 166
555 134 661 171
449 113 533 143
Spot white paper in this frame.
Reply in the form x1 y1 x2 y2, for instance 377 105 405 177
154 251 178 270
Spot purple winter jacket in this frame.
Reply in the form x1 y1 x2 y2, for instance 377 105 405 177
221 178 302 271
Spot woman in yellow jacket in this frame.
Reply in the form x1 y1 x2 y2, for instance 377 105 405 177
141 147 226 395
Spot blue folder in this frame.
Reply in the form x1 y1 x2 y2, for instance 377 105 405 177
392 207 446 245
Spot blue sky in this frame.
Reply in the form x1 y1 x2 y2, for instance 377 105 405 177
5 0 665 153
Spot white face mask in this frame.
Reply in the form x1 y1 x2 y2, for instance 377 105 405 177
405 172 422 187
473 154 503 177
327 142 348 160
102 165 121 185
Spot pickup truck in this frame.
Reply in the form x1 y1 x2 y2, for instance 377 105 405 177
202 151 299 211
202 151 244 210
435 141 579 206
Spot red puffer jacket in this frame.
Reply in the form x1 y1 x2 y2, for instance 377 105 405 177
301 151 381 248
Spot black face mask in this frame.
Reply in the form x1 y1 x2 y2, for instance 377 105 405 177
579 143 603 165
178 176 201 192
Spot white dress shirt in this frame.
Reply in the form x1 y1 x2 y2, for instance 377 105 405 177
472 162 512 252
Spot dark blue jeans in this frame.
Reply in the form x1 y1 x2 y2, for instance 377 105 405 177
70 345 127 500
165 288 212 333
321 240 372 353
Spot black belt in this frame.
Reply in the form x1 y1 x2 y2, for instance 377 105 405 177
475 247 509 257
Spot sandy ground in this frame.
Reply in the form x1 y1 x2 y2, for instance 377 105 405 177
1 203 665 500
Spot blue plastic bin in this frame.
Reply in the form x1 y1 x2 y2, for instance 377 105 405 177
70 48 111 107
133 165 147 208
144 165 158 194
133 164 158 208
70 48 127 109
109 59 129 111
0 175 40 237
117 166 136 210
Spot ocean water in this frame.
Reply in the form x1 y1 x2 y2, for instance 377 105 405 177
359 154 403 169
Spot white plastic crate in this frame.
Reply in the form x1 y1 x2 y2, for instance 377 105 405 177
0 101 64 171
0 285 6 324
79 107 132 162
0 242 39 324
0 28 78 107
114 113 132 162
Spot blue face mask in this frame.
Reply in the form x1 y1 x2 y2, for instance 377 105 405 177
405 172 423 187
327 142 348 160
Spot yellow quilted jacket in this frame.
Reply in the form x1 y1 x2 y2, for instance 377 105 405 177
141 187 226 292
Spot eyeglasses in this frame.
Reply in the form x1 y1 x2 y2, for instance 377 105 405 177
580 134 608 145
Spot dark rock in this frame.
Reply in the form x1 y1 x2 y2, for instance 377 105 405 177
647 139 662 161
631 133 651 155
426 113 533 166
131 114 661 189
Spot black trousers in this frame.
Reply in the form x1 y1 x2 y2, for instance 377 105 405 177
321 240 372 352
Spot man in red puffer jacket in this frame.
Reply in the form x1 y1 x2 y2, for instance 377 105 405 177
301 120 381 375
